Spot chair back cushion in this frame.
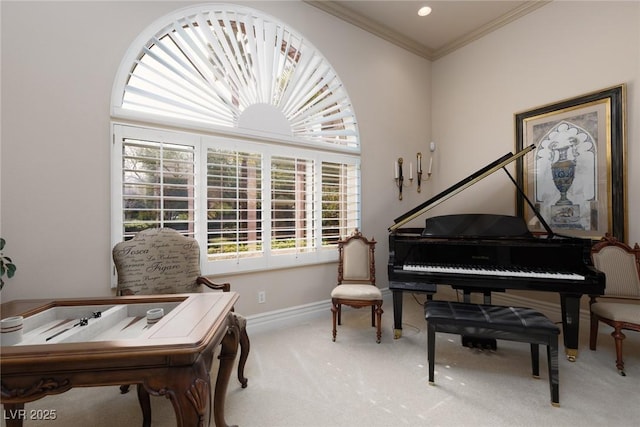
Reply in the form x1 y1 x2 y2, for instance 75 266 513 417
342 239 371 282
113 228 201 295
593 245 640 297
338 230 376 285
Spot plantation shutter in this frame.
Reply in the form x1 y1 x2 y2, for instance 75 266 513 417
321 161 360 244
271 156 315 253
206 148 263 260
120 138 196 239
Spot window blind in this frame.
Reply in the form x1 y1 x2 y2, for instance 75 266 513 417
121 138 196 239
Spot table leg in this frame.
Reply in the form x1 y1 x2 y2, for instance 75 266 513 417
214 319 240 427
149 358 212 427
2 403 25 427
136 384 151 427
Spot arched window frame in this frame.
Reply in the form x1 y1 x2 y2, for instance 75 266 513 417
110 4 361 278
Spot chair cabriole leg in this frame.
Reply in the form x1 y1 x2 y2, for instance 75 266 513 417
589 313 599 350
375 303 383 343
612 325 626 376
331 300 338 342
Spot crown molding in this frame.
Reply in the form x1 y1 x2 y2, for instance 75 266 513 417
304 1 551 61
304 0 433 59
431 1 551 60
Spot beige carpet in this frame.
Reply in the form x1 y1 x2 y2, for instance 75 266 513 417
3 293 639 426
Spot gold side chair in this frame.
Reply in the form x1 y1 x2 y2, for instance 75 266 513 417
590 233 640 376
331 229 383 343
113 228 249 427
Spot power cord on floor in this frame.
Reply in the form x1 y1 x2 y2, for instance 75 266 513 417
411 292 429 306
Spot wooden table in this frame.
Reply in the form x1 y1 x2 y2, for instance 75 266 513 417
0 293 240 427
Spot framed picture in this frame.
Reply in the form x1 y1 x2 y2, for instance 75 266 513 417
515 84 626 241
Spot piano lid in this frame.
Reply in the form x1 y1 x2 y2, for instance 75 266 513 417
422 213 532 238
389 144 536 232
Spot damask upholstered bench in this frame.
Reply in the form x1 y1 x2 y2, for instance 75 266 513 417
425 301 560 406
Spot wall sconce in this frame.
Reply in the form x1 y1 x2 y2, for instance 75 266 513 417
394 142 435 200
428 141 436 178
395 157 411 200
416 152 423 193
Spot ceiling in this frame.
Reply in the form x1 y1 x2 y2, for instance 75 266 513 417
305 1 551 60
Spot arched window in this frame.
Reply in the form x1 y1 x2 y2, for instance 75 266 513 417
111 4 361 275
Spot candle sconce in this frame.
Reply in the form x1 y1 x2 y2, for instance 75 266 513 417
395 143 435 200
416 152 423 193
428 141 436 179
394 157 412 200
416 142 435 193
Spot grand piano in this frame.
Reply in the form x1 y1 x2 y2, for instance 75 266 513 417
388 145 605 360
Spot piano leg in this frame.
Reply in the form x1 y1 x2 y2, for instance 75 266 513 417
560 294 581 362
392 290 403 339
392 289 434 338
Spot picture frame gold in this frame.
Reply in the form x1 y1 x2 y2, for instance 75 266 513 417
515 84 626 241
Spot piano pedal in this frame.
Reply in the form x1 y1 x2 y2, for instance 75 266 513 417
462 336 497 351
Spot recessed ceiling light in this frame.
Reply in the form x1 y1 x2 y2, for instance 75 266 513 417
418 6 432 17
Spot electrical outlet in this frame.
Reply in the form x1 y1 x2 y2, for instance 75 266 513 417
258 291 266 304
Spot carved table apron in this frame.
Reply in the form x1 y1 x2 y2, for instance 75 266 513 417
0 293 239 427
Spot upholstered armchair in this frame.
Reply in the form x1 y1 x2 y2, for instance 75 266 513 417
590 233 640 376
113 228 249 426
331 229 383 343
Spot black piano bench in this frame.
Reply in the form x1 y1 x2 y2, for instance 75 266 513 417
425 301 560 407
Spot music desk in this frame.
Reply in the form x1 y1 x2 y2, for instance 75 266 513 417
0 293 240 427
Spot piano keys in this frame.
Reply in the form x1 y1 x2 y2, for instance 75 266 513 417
403 263 586 281
387 146 605 360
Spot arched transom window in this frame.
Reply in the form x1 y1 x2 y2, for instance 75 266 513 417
113 3 359 147
111 4 361 276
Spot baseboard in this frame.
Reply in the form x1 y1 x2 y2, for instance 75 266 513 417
246 299 331 334
434 286 591 324
246 288 591 334
245 289 392 334
490 292 591 322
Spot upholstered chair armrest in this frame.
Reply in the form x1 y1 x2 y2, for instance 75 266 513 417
197 276 231 292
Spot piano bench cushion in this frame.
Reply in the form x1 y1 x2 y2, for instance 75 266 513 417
331 284 382 301
425 301 559 342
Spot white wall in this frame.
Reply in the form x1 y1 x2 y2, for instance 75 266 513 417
3 1 637 316
430 1 639 304
431 1 639 240
0 1 431 314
